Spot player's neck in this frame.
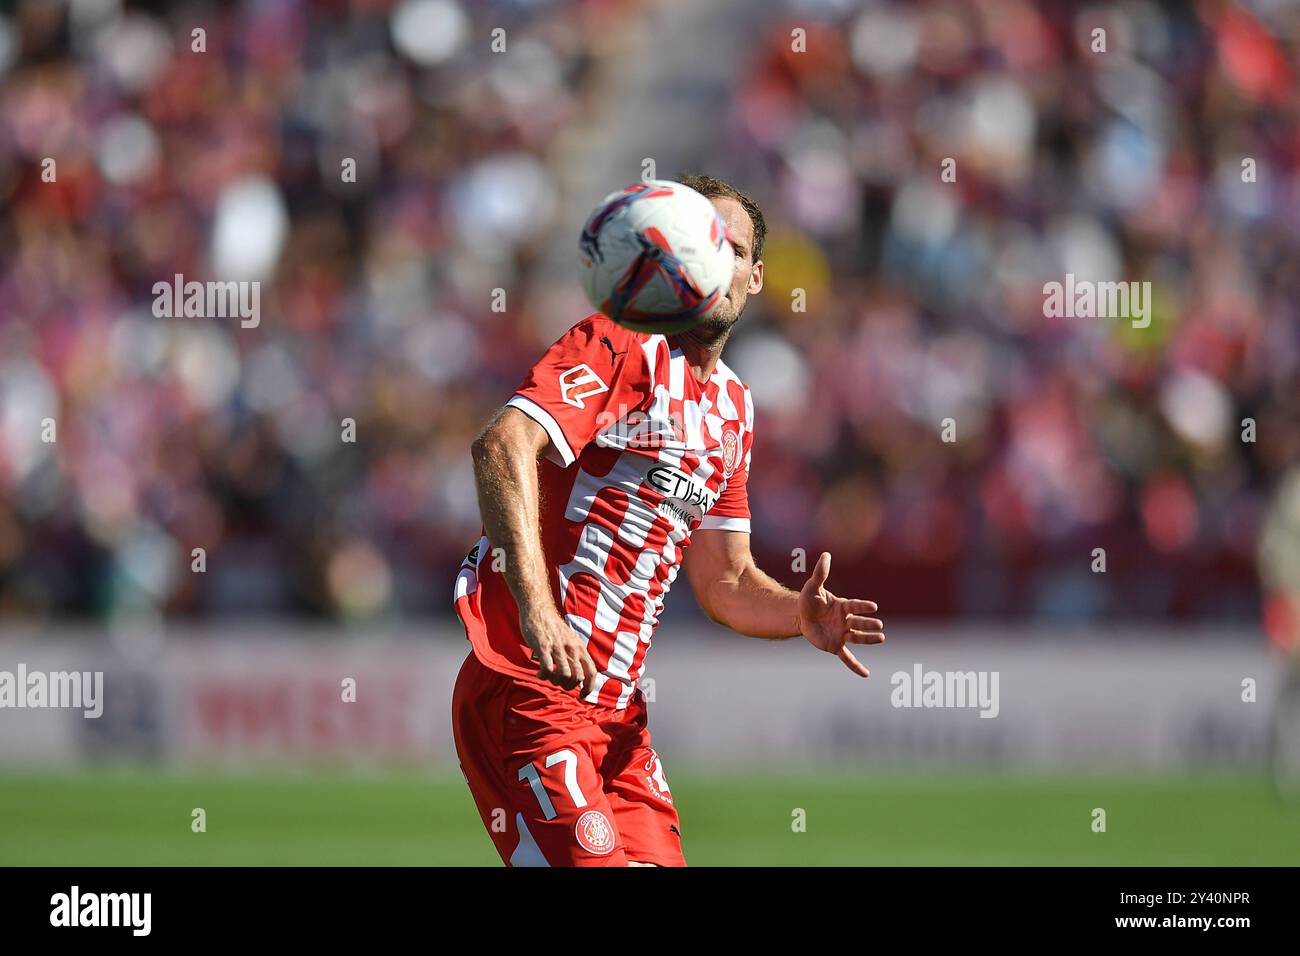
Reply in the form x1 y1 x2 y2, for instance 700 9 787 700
676 327 731 383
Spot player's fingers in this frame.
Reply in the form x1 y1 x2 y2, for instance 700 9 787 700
550 648 574 687
842 599 878 614
556 658 580 690
563 646 589 691
532 643 557 678
846 615 883 631
846 629 885 645
838 646 871 678
579 652 599 698
811 552 831 589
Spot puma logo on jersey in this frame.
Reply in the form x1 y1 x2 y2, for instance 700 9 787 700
558 364 609 409
599 336 627 364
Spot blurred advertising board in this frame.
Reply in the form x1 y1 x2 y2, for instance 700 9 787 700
0 627 1278 770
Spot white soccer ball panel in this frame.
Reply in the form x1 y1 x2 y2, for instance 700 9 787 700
578 180 735 333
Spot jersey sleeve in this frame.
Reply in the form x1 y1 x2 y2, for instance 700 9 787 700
699 388 753 533
507 315 649 467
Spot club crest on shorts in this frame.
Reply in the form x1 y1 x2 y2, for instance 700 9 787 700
574 809 617 855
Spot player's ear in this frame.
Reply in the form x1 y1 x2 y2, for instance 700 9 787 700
748 259 764 295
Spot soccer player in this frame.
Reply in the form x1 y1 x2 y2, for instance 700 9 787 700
451 175 885 866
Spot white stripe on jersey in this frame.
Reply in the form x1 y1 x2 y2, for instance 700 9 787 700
713 378 739 419
565 611 594 643
699 514 751 532
641 335 663 392
681 397 706 452
605 629 640 691
581 672 608 704
667 348 685 399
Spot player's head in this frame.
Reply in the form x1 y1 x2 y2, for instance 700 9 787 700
675 174 765 336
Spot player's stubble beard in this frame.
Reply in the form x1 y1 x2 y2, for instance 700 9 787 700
680 289 744 357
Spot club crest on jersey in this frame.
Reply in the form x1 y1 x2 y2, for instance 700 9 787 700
558 364 609 409
574 809 617 855
720 426 741 478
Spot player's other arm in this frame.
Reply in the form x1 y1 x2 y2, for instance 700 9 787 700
683 530 885 677
471 407 598 695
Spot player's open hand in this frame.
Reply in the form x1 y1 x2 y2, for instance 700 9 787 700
521 609 600 696
797 552 884 678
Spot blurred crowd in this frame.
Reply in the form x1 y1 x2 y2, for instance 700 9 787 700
707 0 1300 623
0 0 1296 627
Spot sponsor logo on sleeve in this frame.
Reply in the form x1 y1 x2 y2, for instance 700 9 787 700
559 364 610 409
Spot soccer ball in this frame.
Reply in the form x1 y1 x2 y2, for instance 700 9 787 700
578 180 734 335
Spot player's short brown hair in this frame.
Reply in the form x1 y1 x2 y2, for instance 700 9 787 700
674 174 766 263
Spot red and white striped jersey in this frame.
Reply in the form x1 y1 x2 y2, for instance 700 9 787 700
454 313 754 709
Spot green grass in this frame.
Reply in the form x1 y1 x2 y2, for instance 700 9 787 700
1 769 1296 866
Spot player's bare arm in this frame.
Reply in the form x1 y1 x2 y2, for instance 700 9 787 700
470 407 598 695
684 531 885 677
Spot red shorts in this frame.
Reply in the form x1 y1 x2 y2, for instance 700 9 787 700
451 650 684 867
